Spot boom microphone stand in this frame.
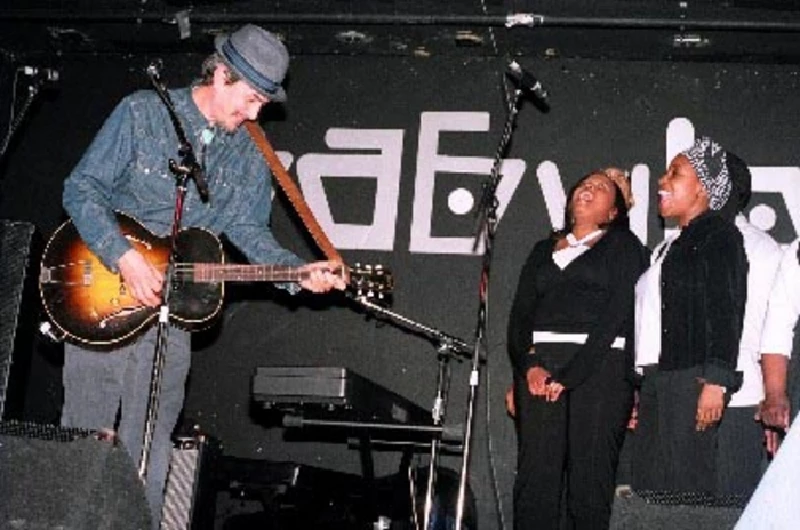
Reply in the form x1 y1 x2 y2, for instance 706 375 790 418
138 60 208 481
354 297 473 530
453 85 525 530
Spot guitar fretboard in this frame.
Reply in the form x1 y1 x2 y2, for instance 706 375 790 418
184 264 312 283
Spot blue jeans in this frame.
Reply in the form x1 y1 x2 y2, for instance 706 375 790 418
61 326 191 529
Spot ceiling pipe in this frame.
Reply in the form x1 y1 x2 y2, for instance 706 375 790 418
2 10 800 32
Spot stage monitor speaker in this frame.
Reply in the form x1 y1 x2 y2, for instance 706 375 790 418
610 491 742 530
0 219 37 419
0 421 152 530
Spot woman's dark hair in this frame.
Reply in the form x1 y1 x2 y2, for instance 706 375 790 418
554 171 630 238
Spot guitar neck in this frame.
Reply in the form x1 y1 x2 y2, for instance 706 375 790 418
183 264 315 283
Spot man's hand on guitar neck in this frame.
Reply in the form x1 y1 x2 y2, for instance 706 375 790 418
118 248 164 307
297 260 348 293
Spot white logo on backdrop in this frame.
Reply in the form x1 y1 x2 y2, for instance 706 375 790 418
278 115 800 253
408 112 525 255
294 128 404 251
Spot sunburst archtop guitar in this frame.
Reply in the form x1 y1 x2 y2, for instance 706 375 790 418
39 212 392 346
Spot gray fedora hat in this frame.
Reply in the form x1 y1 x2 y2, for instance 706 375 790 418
214 24 288 102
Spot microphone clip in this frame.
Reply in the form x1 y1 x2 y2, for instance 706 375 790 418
170 143 209 202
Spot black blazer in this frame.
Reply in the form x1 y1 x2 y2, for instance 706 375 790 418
507 226 649 389
658 210 747 390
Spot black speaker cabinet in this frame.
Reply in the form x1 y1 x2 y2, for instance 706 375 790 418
0 421 151 530
0 219 36 419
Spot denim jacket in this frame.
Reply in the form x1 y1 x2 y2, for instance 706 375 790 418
63 87 303 276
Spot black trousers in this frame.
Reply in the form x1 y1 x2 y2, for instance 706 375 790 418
632 366 723 499
715 405 765 501
513 346 633 530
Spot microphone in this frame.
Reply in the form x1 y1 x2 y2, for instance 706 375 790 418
506 61 549 102
145 59 163 81
20 65 60 84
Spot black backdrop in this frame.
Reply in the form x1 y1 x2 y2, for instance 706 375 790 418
3 51 800 526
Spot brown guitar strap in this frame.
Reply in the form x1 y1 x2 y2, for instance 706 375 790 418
245 121 342 262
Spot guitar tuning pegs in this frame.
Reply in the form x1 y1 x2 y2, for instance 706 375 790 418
347 262 393 305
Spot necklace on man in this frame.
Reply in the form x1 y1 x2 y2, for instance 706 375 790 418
199 126 216 171
200 127 216 146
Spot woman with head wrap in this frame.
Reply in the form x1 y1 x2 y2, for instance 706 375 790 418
631 137 748 504
506 168 649 530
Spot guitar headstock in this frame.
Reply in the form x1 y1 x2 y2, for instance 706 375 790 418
347 263 393 303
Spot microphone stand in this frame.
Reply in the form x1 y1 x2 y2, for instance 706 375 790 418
355 298 473 360
454 86 524 530
137 63 207 482
354 297 473 530
0 74 47 166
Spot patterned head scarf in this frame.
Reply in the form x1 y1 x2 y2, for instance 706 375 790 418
680 136 731 211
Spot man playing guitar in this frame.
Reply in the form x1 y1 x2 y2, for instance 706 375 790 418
58 25 344 528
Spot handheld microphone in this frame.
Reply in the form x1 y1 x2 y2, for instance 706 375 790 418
506 61 549 102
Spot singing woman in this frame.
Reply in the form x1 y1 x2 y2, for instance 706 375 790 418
507 168 648 530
